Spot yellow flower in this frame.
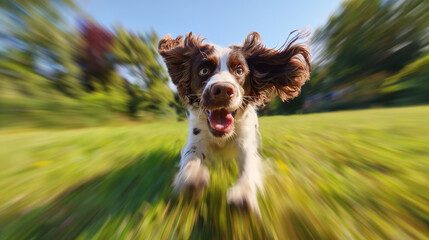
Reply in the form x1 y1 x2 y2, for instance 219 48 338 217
32 160 53 167
276 158 288 174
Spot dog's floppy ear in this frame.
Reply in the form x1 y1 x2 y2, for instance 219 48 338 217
158 34 188 86
158 33 206 102
242 31 311 105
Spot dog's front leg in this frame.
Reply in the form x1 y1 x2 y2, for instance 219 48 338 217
173 125 209 195
227 113 263 215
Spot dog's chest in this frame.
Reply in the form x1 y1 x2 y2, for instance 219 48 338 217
206 139 238 161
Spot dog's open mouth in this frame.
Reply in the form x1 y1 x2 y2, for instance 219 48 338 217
205 108 237 137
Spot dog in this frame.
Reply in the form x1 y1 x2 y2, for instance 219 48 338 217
158 30 310 214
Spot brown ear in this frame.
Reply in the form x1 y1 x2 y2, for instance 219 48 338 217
158 33 206 102
242 30 311 105
158 34 184 58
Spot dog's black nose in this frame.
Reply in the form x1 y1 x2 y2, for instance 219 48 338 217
211 83 235 99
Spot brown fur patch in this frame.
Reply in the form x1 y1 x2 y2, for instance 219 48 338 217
241 31 311 106
190 49 218 96
227 46 252 103
158 33 215 104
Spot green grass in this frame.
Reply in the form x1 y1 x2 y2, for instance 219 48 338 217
0 106 428 239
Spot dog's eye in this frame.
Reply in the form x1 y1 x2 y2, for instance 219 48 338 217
235 68 244 75
199 68 210 76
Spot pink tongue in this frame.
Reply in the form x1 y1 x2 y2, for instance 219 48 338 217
209 109 234 131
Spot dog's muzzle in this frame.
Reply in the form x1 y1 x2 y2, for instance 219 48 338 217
203 82 239 137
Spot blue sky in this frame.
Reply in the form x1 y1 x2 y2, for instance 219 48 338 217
77 0 343 48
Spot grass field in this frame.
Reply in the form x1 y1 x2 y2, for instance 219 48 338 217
0 106 428 239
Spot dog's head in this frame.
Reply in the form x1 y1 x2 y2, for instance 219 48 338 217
158 31 310 138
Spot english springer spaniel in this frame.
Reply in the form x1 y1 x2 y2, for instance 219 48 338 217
158 31 310 214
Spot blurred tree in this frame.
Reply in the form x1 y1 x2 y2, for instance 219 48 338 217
382 53 429 105
0 0 179 127
314 0 428 82
111 27 176 119
303 0 429 112
78 19 114 91
112 28 170 86
0 0 83 96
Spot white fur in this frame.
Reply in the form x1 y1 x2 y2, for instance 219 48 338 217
203 46 242 110
214 45 231 72
173 45 264 215
175 105 263 214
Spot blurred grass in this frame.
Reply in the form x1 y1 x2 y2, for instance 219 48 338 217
0 106 428 239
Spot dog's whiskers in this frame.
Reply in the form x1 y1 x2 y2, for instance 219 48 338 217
242 95 258 100
197 106 204 119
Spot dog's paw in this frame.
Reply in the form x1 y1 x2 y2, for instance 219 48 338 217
173 160 209 196
227 183 261 216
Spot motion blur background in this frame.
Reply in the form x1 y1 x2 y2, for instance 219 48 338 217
2 0 428 127
1 0 428 239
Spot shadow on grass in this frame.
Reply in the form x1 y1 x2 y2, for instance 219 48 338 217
1 148 180 240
